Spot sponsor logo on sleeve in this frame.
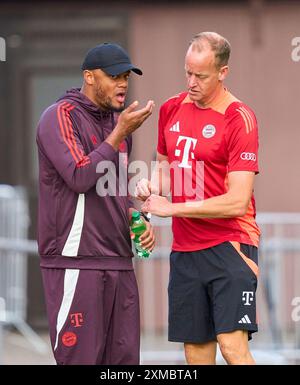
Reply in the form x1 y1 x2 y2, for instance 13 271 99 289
240 152 256 161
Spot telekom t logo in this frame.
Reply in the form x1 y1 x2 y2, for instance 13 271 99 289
242 291 254 306
175 135 197 168
70 312 84 327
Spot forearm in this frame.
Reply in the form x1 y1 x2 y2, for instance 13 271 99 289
105 126 126 151
172 193 249 219
40 140 118 194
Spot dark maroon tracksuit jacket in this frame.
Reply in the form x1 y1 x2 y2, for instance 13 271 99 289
36 88 139 365
37 88 134 268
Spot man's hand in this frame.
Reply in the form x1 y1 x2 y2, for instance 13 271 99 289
139 220 155 252
135 178 151 201
141 194 174 218
106 100 155 150
118 100 154 135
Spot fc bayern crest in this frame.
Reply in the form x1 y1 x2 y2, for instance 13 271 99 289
202 124 216 138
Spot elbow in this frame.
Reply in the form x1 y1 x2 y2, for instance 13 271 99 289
232 207 248 217
67 181 91 194
230 201 249 217
223 195 249 218
73 186 90 194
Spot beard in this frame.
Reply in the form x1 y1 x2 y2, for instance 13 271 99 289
110 105 126 113
95 85 125 112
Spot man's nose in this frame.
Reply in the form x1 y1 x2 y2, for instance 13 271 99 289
188 74 197 88
119 77 129 88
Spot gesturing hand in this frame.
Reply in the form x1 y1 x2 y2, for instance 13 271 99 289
106 100 154 150
117 100 154 136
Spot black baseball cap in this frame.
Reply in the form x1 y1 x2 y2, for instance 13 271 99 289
81 43 143 76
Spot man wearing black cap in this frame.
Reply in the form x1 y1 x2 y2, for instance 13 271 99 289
36 43 155 365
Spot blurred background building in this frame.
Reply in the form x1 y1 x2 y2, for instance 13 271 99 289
0 0 300 364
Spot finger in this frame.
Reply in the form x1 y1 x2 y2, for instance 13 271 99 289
141 233 155 246
138 180 150 195
144 101 155 115
140 228 154 244
147 101 155 114
139 229 150 241
140 236 153 247
134 101 154 116
135 190 147 201
125 100 139 113
128 100 153 117
147 240 155 252
141 239 152 248
138 178 150 189
135 194 148 201
143 243 155 252
146 100 155 109
141 108 153 118
142 238 155 250
141 204 149 213
134 187 146 200
138 184 151 197
141 232 155 245
136 184 145 196
141 207 151 214
142 100 154 112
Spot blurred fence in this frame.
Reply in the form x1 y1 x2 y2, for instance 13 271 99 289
0 185 28 322
0 185 46 359
257 213 300 355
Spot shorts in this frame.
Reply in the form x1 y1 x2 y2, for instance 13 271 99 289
168 241 258 344
42 268 140 365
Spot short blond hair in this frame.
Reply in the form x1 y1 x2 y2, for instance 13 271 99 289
189 32 231 69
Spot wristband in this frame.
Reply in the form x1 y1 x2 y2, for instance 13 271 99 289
140 211 150 222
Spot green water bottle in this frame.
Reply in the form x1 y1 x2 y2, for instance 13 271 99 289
130 211 150 258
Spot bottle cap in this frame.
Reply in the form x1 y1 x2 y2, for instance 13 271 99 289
131 211 141 220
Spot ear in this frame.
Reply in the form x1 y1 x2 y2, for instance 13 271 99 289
218 66 229 81
83 70 94 86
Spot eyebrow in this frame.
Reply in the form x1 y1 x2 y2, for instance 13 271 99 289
185 69 207 76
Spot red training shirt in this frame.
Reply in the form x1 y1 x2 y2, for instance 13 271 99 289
157 90 260 251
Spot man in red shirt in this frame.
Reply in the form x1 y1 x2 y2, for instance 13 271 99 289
136 32 260 365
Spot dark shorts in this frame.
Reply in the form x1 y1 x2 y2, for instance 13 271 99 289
168 241 258 344
42 268 140 365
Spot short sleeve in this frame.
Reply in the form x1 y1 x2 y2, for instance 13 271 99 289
157 105 168 156
225 104 259 174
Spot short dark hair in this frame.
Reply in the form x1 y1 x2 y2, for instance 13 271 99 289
189 32 231 69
